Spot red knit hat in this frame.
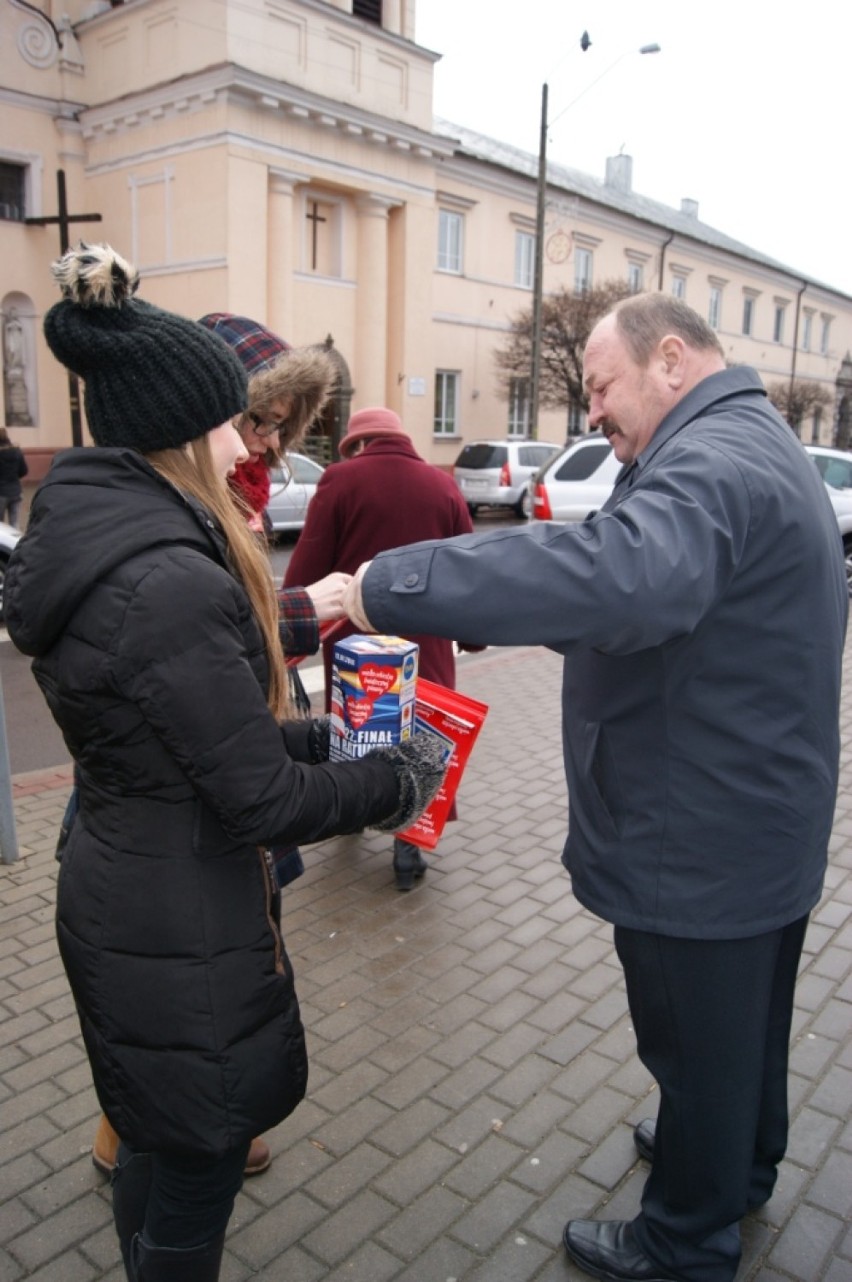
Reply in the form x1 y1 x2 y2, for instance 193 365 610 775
339 407 406 458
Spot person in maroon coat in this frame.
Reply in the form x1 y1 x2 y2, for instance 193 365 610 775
284 407 480 889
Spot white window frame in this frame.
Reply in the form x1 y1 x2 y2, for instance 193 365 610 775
671 274 686 300
742 295 756 337
627 261 643 293
437 209 463 274
567 402 586 437
773 304 786 345
574 247 593 295
434 370 459 435
514 231 534 290
508 377 529 436
0 149 42 221
820 314 832 356
802 311 813 352
708 286 722 330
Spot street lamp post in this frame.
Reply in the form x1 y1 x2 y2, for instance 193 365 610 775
528 42 661 440
529 81 549 442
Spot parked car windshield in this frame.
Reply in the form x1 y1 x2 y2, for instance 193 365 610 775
455 444 508 469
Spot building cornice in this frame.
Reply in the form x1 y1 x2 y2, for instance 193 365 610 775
83 125 439 204
77 62 454 163
0 84 86 120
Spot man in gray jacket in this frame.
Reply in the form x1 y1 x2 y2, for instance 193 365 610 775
343 293 848 1282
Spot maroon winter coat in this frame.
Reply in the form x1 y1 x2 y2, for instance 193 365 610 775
284 434 477 710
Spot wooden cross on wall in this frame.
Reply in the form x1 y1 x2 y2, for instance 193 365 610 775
25 169 103 447
305 200 327 271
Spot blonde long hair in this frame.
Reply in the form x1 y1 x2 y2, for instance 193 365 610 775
147 436 290 720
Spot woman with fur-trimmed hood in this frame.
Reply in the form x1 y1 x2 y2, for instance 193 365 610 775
197 314 333 538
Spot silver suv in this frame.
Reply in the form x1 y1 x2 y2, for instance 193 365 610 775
453 439 559 519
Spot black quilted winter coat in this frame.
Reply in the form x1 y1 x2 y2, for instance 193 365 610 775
5 448 399 1158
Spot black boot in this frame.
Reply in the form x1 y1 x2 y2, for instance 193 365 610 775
111 1146 152 1279
128 1231 226 1281
392 838 428 891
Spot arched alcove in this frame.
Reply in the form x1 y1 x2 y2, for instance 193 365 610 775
2 292 37 428
302 335 353 465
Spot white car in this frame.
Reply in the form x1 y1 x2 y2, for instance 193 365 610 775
531 435 852 593
805 445 852 590
265 453 325 534
530 434 622 521
0 520 21 622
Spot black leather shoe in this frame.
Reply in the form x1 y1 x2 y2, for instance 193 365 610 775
392 839 428 891
563 1219 678 1281
634 1117 656 1163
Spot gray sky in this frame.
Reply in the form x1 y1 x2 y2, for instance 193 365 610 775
415 1 852 297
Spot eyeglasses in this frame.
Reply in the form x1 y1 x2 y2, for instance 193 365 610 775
233 411 288 439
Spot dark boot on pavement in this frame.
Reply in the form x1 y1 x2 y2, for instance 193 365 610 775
392 837 428 891
128 1231 226 1281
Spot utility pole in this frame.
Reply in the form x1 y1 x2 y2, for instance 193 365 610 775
25 169 102 447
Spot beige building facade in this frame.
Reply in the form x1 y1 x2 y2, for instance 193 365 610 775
3 0 852 480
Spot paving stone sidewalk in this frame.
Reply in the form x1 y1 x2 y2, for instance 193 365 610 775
1 643 850 1282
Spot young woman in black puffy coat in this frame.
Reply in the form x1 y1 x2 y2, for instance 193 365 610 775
4 243 445 1282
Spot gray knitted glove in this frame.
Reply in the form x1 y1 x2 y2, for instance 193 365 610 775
368 733 448 832
308 715 331 763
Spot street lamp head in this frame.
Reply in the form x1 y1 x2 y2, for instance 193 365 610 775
580 30 592 51
639 43 661 54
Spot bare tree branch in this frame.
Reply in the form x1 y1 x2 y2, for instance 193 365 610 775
766 379 832 433
494 280 634 417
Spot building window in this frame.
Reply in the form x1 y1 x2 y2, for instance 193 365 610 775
352 0 382 22
802 312 813 352
0 163 26 221
508 378 529 436
708 286 722 330
671 275 686 300
438 210 463 273
434 370 459 435
567 402 585 436
812 407 822 445
773 304 786 344
574 247 592 295
515 231 534 290
627 261 643 293
820 315 832 356
742 296 755 336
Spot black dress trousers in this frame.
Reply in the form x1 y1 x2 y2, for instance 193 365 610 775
613 914 808 1282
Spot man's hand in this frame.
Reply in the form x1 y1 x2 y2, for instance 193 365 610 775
343 562 377 631
305 572 353 622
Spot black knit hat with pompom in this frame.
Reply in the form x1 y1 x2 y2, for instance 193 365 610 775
43 242 247 451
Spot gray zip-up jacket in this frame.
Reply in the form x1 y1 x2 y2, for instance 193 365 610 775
360 368 848 938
